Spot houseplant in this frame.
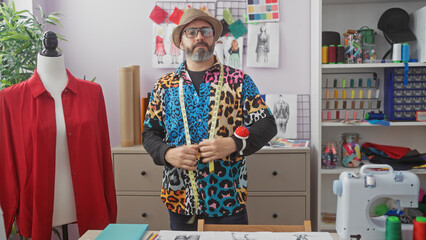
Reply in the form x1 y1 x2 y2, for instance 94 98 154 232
0 0 66 90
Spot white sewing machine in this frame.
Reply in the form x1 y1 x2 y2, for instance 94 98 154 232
333 164 419 240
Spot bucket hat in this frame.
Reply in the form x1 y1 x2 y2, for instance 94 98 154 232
377 8 416 43
172 8 223 48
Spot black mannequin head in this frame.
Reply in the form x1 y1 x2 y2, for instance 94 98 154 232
40 31 62 57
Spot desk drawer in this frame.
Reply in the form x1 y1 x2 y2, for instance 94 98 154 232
246 153 306 192
246 196 306 225
114 153 163 191
117 195 170 231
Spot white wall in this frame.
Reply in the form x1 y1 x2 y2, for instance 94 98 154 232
40 0 311 147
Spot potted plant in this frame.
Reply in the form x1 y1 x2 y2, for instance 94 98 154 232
0 0 66 90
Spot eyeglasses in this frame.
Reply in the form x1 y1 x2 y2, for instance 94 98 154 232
182 27 214 38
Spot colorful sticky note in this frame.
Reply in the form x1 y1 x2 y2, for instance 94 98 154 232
248 6 255 13
223 8 235 25
168 7 184 25
149 5 168 25
228 19 247 39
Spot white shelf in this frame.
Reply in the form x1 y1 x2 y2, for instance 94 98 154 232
322 121 426 127
323 0 424 5
322 62 426 69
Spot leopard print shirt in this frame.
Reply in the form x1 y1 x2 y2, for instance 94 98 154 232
144 59 273 217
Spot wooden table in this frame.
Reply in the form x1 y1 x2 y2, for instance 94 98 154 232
79 230 341 240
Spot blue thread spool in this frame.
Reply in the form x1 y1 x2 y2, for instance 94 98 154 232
401 43 410 63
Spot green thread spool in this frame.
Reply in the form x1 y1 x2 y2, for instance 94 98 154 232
386 216 402 240
374 203 389 216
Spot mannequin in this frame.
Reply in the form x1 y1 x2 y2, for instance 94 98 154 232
37 31 77 229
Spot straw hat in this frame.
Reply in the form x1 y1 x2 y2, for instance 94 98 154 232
172 8 223 48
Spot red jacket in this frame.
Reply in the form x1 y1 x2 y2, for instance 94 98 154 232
0 70 117 239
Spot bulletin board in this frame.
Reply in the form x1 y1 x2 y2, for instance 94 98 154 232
152 0 311 140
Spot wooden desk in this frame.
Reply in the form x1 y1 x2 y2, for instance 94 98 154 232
79 230 341 240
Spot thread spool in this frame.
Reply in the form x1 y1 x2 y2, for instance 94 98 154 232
329 45 336 64
322 46 329 64
413 216 426 240
337 45 344 64
392 43 402 63
386 216 402 240
365 112 385 120
401 43 410 63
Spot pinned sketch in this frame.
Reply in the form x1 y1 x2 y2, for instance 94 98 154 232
247 22 279 68
152 23 183 68
158 230 334 240
215 36 243 69
264 94 298 139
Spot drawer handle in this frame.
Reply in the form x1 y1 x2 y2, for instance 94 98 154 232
141 171 146 176
141 213 147 218
273 213 278 219
272 171 278 176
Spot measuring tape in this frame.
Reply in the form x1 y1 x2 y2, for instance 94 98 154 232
178 63 224 218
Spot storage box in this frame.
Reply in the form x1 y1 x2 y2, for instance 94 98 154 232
384 67 426 120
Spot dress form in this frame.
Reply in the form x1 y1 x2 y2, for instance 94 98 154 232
37 31 77 227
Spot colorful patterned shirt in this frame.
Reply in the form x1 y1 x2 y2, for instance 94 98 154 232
143 58 276 217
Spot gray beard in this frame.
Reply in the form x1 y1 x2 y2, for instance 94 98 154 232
185 42 215 62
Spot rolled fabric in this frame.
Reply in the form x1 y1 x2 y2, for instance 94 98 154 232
120 67 134 147
130 65 141 145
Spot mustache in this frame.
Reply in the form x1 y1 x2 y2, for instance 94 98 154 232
192 41 209 50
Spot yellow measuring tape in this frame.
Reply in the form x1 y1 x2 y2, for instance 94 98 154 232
178 64 224 221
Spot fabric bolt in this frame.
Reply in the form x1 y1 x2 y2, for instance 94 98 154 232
142 57 276 218
0 70 117 239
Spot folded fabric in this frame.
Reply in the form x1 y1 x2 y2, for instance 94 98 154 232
168 7 184 25
150 5 168 25
220 19 230 37
362 142 411 159
223 8 235 25
228 19 247 39
369 154 426 170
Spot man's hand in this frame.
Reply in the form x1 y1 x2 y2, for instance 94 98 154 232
165 145 200 171
199 137 237 163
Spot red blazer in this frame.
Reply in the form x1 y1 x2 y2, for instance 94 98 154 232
0 70 117 239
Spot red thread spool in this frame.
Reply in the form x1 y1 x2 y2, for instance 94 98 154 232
413 216 426 240
328 45 337 64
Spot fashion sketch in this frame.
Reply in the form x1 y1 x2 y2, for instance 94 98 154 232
265 94 298 139
170 41 181 64
228 39 241 69
214 38 226 63
247 23 279 68
174 234 200 240
153 24 182 68
256 26 269 63
154 28 166 64
274 95 290 136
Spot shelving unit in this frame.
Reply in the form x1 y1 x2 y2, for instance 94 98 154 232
310 0 426 232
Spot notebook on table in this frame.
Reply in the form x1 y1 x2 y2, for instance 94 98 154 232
95 224 149 240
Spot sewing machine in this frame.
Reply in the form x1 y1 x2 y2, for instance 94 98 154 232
333 164 419 240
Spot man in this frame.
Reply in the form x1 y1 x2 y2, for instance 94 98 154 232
142 8 277 231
